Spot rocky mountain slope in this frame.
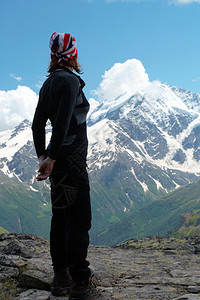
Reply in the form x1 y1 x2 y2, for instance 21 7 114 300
0 233 200 299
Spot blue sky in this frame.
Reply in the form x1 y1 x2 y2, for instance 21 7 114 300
1 0 200 101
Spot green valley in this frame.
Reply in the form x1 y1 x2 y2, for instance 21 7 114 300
92 179 200 245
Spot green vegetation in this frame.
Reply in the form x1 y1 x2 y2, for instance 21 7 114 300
170 209 200 237
89 158 198 242
92 179 200 246
0 279 18 300
0 226 9 234
0 174 51 239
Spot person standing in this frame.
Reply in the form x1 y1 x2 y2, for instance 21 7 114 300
32 32 92 299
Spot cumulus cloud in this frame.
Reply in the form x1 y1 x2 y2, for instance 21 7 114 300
170 0 200 4
95 59 150 101
9 73 22 81
0 86 38 131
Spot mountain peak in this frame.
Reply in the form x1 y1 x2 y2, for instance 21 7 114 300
10 119 32 138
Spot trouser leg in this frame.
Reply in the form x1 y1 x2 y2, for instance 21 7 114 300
65 187 91 281
50 208 68 273
50 171 91 280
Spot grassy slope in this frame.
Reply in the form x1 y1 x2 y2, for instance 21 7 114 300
171 209 200 237
0 174 51 239
92 179 200 246
0 226 9 234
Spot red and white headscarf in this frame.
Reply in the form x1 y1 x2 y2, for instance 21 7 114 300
49 32 78 63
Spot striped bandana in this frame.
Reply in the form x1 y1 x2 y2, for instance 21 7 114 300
49 32 78 62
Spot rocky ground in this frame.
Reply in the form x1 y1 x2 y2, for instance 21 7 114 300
0 233 200 299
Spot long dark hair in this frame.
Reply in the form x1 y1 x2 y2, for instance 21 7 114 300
47 56 83 75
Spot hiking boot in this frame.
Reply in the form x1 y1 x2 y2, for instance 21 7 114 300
69 279 89 299
51 268 72 296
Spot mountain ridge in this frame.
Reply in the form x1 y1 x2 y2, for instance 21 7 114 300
0 79 200 244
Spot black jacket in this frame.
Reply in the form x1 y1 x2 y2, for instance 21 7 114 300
32 68 90 160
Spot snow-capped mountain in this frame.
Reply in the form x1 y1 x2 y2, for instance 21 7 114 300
0 83 200 197
88 81 200 174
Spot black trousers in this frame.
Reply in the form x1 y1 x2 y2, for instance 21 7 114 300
49 147 91 281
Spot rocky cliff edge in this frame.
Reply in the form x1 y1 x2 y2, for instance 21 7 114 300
0 233 200 300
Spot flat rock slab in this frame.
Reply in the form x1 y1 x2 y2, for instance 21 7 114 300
0 233 200 299
15 289 51 300
174 295 200 300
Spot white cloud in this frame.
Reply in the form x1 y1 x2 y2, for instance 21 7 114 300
192 76 200 82
95 59 150 101
35 80 43 89
0 86 38 131
9 73 22 81
170 0 200 4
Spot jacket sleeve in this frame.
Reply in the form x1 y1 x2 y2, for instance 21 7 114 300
32 92 48 158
